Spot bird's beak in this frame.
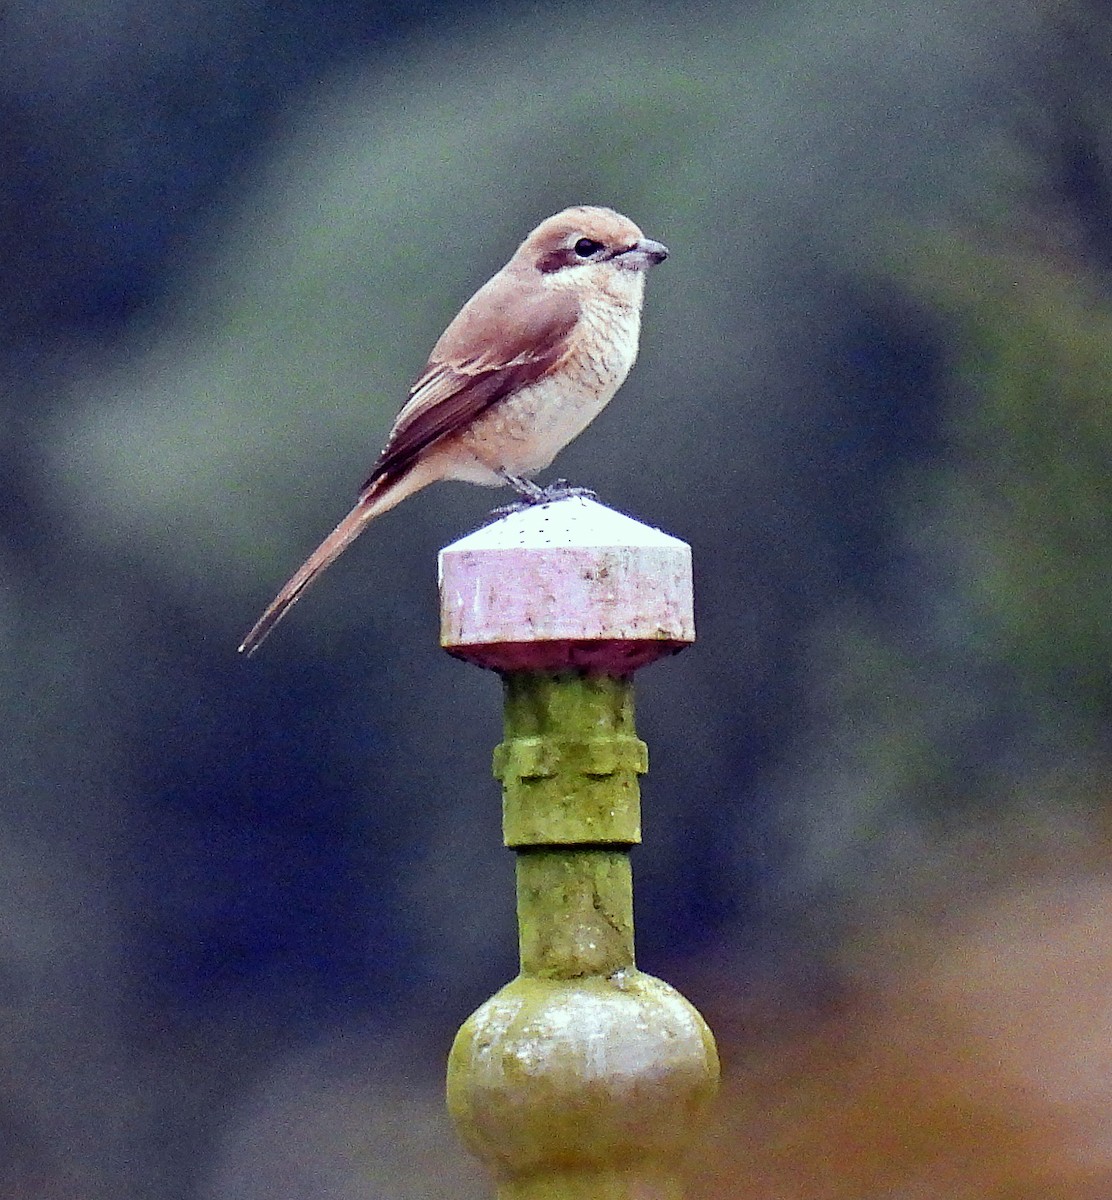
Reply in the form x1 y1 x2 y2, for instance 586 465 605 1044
617 238 669 270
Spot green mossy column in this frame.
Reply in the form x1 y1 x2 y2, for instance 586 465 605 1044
501 671 641 983
439 499 719 1200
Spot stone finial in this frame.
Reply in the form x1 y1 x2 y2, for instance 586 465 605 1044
438 497 694 674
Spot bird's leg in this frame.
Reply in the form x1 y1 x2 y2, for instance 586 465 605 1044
489 471 546 515
498 471 548 503
490 471 599 517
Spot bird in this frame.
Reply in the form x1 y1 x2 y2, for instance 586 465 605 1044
238 204 668 655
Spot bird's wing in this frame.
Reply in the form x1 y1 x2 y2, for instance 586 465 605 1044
362 272 579 491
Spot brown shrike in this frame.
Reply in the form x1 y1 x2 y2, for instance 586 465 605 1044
239 205 668 655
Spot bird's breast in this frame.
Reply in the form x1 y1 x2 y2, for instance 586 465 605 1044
481 299 642 475
435 282 646 485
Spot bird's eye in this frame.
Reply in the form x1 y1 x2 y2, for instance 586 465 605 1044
574 238 604 257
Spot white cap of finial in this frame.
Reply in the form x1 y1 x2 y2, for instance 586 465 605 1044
438 497 694 674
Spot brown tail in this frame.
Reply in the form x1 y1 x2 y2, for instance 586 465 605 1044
238 467 428 656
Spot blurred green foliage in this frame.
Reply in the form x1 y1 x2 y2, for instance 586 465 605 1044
912 241 1111 745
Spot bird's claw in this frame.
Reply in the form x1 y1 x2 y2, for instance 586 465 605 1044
541 479 597 502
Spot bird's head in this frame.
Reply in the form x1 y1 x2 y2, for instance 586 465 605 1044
514 206 668 294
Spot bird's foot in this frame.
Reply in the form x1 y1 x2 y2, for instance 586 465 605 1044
491 474 597 516
540 479 597 502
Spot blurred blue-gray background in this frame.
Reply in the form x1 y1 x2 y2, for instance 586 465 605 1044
5 0 1112 1195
